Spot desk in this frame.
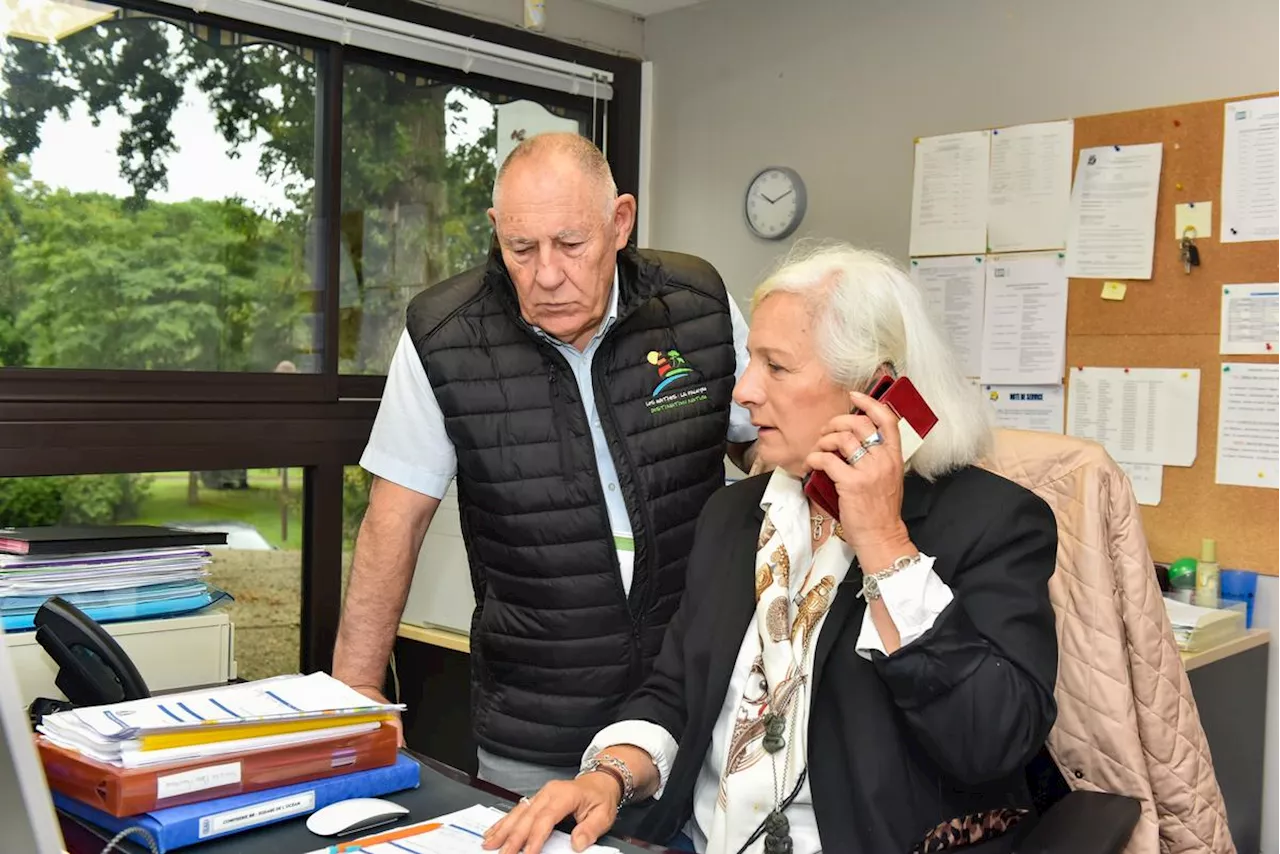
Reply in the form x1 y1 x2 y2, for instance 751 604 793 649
1181 629 1270 854
394 622 1272 852
58 751 672 854
395 623 477 775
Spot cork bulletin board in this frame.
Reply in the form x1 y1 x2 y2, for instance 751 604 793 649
1065 93 1279 575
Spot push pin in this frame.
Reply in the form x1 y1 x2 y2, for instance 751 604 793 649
1180 226 1200 274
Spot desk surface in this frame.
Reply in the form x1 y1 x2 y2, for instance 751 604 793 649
59 752 670 854
399 622 470 653
401 622 1273 674
1180 628 1270 671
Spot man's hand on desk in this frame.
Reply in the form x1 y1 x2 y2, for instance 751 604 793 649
351 684 405 748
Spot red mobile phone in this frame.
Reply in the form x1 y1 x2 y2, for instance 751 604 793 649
801 373 895 522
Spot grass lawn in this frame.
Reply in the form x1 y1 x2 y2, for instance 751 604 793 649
124 469 305 549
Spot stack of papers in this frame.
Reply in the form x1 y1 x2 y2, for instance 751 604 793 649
1164 598 1246 652
303 804 622 854
0 547 224 629
38 673 405 768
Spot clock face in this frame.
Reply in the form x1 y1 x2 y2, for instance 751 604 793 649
745 167 806 240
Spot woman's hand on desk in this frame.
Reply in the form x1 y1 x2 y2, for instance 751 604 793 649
482 771 621 854
351 684 405 747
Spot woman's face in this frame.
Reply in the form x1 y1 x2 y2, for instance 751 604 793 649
734 292 851 477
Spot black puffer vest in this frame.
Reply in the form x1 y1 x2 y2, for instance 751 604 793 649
405 245 738 765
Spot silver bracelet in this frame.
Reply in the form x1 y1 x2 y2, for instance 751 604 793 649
579 753 636 806
859 553 922 601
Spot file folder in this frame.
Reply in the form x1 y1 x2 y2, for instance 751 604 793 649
40 722 399 816
54 752 421 852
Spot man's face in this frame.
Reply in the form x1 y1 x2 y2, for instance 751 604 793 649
488 153 636 351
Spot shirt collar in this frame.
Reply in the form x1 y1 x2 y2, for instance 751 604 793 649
532 266 620 346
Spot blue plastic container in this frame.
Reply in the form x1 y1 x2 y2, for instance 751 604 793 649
1219 569 1258 628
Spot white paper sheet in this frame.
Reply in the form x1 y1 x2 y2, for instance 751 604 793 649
910 256 986 377
1117 462 1163 506
303 805 622 854
1065 143 1163 280
980 254 1068 385
1215 363 1279 489
1066 367 1200 466
1220 283 1279 355
909 130 990 256
988 120 1074 252
1221 96 1280 243
982 384 1065 433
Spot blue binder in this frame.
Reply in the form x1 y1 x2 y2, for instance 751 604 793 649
54 752 421 852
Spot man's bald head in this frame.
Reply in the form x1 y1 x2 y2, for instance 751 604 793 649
491 132 617 211
486 132 636 352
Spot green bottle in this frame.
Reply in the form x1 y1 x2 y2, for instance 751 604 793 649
1167 557 1198 598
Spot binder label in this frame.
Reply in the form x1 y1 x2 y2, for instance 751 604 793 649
157 761 243 801
199 790 316 838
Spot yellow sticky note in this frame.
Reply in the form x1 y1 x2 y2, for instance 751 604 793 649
1175 201 1213 239
1101 281 1127 301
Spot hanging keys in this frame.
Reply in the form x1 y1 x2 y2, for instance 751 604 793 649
1180 228 1201 274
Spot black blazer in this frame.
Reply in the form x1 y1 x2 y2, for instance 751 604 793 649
618 467 1060 854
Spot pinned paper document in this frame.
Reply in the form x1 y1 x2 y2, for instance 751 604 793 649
1215 363 1279 489
987 120 1074 252
983 385 1065 433
1221 96 1279 243
1220 284 1279 355
910 256 985 378
909 130 991 256
1066 143 1163 280
1066 367 1200 467
1117 462 1163 506
980 254 1068 385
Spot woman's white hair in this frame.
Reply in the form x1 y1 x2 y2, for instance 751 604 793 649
751 239 992 480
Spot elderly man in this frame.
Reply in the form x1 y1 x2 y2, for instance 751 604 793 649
332 133 756 795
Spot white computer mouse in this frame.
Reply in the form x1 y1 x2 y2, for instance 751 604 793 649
305 797 410 836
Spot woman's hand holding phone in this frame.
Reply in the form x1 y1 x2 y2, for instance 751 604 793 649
804 391 913 564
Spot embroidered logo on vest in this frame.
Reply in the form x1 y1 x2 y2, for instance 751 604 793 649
645 348 710 416
647 349 695 395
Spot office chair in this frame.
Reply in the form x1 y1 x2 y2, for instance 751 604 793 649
981 428 1233 854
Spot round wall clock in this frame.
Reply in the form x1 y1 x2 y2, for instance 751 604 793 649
745 166 807 240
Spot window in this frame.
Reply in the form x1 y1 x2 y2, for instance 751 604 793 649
341 464 371 597
338 59 592 374
0 0 640 676
0 468 303 681
0 6 322 372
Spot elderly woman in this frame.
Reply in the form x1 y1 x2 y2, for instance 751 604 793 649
483 243 1059 854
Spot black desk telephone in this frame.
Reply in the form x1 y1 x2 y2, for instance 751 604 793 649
27 596 150 728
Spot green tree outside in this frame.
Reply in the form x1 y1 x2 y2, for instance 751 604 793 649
0 9 554 536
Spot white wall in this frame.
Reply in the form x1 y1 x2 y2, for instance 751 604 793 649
411 0 644 57
643 0 1279 302
645 1 1278 850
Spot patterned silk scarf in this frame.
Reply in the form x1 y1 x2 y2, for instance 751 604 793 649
704 469 854 854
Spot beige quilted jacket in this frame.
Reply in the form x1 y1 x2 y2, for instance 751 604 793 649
980 428 1235 854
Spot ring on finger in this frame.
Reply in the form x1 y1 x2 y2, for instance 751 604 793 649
861 430 884 449
518 796 532 806
846 445 869 466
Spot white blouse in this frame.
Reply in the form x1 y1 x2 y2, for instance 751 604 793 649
584 548 953 853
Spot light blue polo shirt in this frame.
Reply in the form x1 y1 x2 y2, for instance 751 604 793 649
360 270 757 595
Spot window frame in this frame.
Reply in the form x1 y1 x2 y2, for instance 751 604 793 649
0 0 642 674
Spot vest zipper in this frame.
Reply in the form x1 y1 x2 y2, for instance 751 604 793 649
519 315 640 646
546 365 574 481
